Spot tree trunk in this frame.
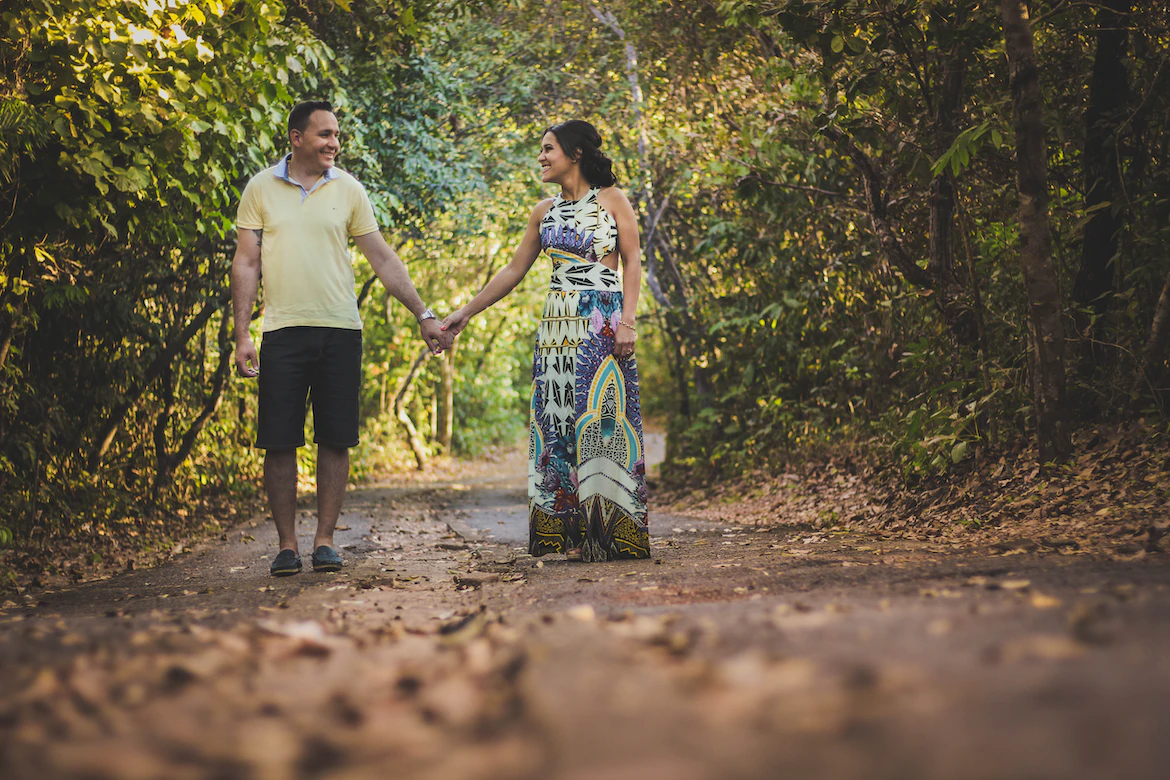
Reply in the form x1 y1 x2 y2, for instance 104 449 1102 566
588 0 712 415
956 189 998 448
90 299 221 469
928 43 968 284
823 125 979 347
394 347 431 471
655 234 712 406
659 317 691 419
155 310 233 491
1001 0 1071 462
0 250 31 378
586 2 648 174
472 317 508 376
0 300 20 373
435 345 455 451
1133 266 1170 399
1072 0 1132 364
642 196 671 312
152 364 177 490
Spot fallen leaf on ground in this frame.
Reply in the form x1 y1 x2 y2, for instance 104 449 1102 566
1030 592 1062 609
1000 634 1085 662
565 605 596 623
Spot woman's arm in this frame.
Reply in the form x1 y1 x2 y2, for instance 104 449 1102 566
599 187 641 358
441 200 552 337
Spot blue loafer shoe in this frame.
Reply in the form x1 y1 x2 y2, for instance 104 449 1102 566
270 549 302 577
311 545 343 573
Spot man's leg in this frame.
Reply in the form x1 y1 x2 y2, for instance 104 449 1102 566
256 327 313 575
265 449 299 552
314 444 349 550
309 328 361 556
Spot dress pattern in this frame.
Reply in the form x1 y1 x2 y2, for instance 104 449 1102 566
528 188 650 561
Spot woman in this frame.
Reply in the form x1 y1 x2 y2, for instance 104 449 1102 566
442 120 650 561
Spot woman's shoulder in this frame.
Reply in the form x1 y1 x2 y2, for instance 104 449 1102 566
595 186 630 207
529 197 556 224
594 186 632 219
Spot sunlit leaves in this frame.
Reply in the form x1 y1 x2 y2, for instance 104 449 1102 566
930 120 1007 178
14 0 325 240
0 0 342 540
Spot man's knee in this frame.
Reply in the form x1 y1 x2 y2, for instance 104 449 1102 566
317 443 349 459
264 448 298 464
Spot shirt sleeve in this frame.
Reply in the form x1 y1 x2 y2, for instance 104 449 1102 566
236 175 264 231
347 179 380 238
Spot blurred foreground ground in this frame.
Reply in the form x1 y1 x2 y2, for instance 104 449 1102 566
1 442 1168 779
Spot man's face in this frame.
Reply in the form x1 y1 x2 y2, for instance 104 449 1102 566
291 110 340 171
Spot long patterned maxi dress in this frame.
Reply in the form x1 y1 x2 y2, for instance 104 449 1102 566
528 188 651 561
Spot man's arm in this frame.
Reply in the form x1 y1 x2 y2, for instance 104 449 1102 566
231 229 263 377
352 231 450 353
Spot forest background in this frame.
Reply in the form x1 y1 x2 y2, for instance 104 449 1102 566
1 0 1167 584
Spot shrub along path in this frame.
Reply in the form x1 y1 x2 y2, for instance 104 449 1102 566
1 453 1168 779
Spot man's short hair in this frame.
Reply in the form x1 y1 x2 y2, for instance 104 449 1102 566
288 100 334 136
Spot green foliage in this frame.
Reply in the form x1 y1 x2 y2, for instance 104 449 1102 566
4 0 1170 564
0 0 397 545
931 121 1006 178
446 0 1170 482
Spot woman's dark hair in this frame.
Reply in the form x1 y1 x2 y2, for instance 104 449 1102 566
545 120 618 188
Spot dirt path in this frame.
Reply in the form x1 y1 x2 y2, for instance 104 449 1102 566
2 450 1169 779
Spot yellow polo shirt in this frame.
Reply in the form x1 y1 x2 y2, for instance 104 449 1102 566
236 157 379 332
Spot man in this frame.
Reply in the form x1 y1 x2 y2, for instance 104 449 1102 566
232 100 452 577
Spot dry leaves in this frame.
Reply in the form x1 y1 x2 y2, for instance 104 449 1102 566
658 422 1170 557
2 611 534 779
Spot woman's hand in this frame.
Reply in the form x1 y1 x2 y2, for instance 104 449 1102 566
441 307 472 338
614 318 637 359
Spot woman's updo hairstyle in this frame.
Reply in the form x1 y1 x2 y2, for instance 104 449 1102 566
546 120 618 188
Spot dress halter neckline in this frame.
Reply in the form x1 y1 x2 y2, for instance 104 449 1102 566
557 187 596 205
541 186 618 263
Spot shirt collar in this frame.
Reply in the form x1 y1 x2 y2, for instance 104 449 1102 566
273 153 339 187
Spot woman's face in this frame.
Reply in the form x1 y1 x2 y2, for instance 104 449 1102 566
537 132 576 184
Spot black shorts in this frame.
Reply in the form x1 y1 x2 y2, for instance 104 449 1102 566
256 326 362 450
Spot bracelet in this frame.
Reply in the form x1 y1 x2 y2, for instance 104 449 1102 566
619 319 637 333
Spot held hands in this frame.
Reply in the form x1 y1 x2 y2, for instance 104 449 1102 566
420 318 453 354
235 337 260 378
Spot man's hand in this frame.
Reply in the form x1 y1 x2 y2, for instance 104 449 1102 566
420 318 451 354
235 336 260 377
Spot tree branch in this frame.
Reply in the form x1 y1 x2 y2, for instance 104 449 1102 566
393 346 432 471
356 275 379 309
472 316 509 376
642 196 672 310
155 309 233 490
90 297 223 469
821 126 933 289
736 173 848 198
